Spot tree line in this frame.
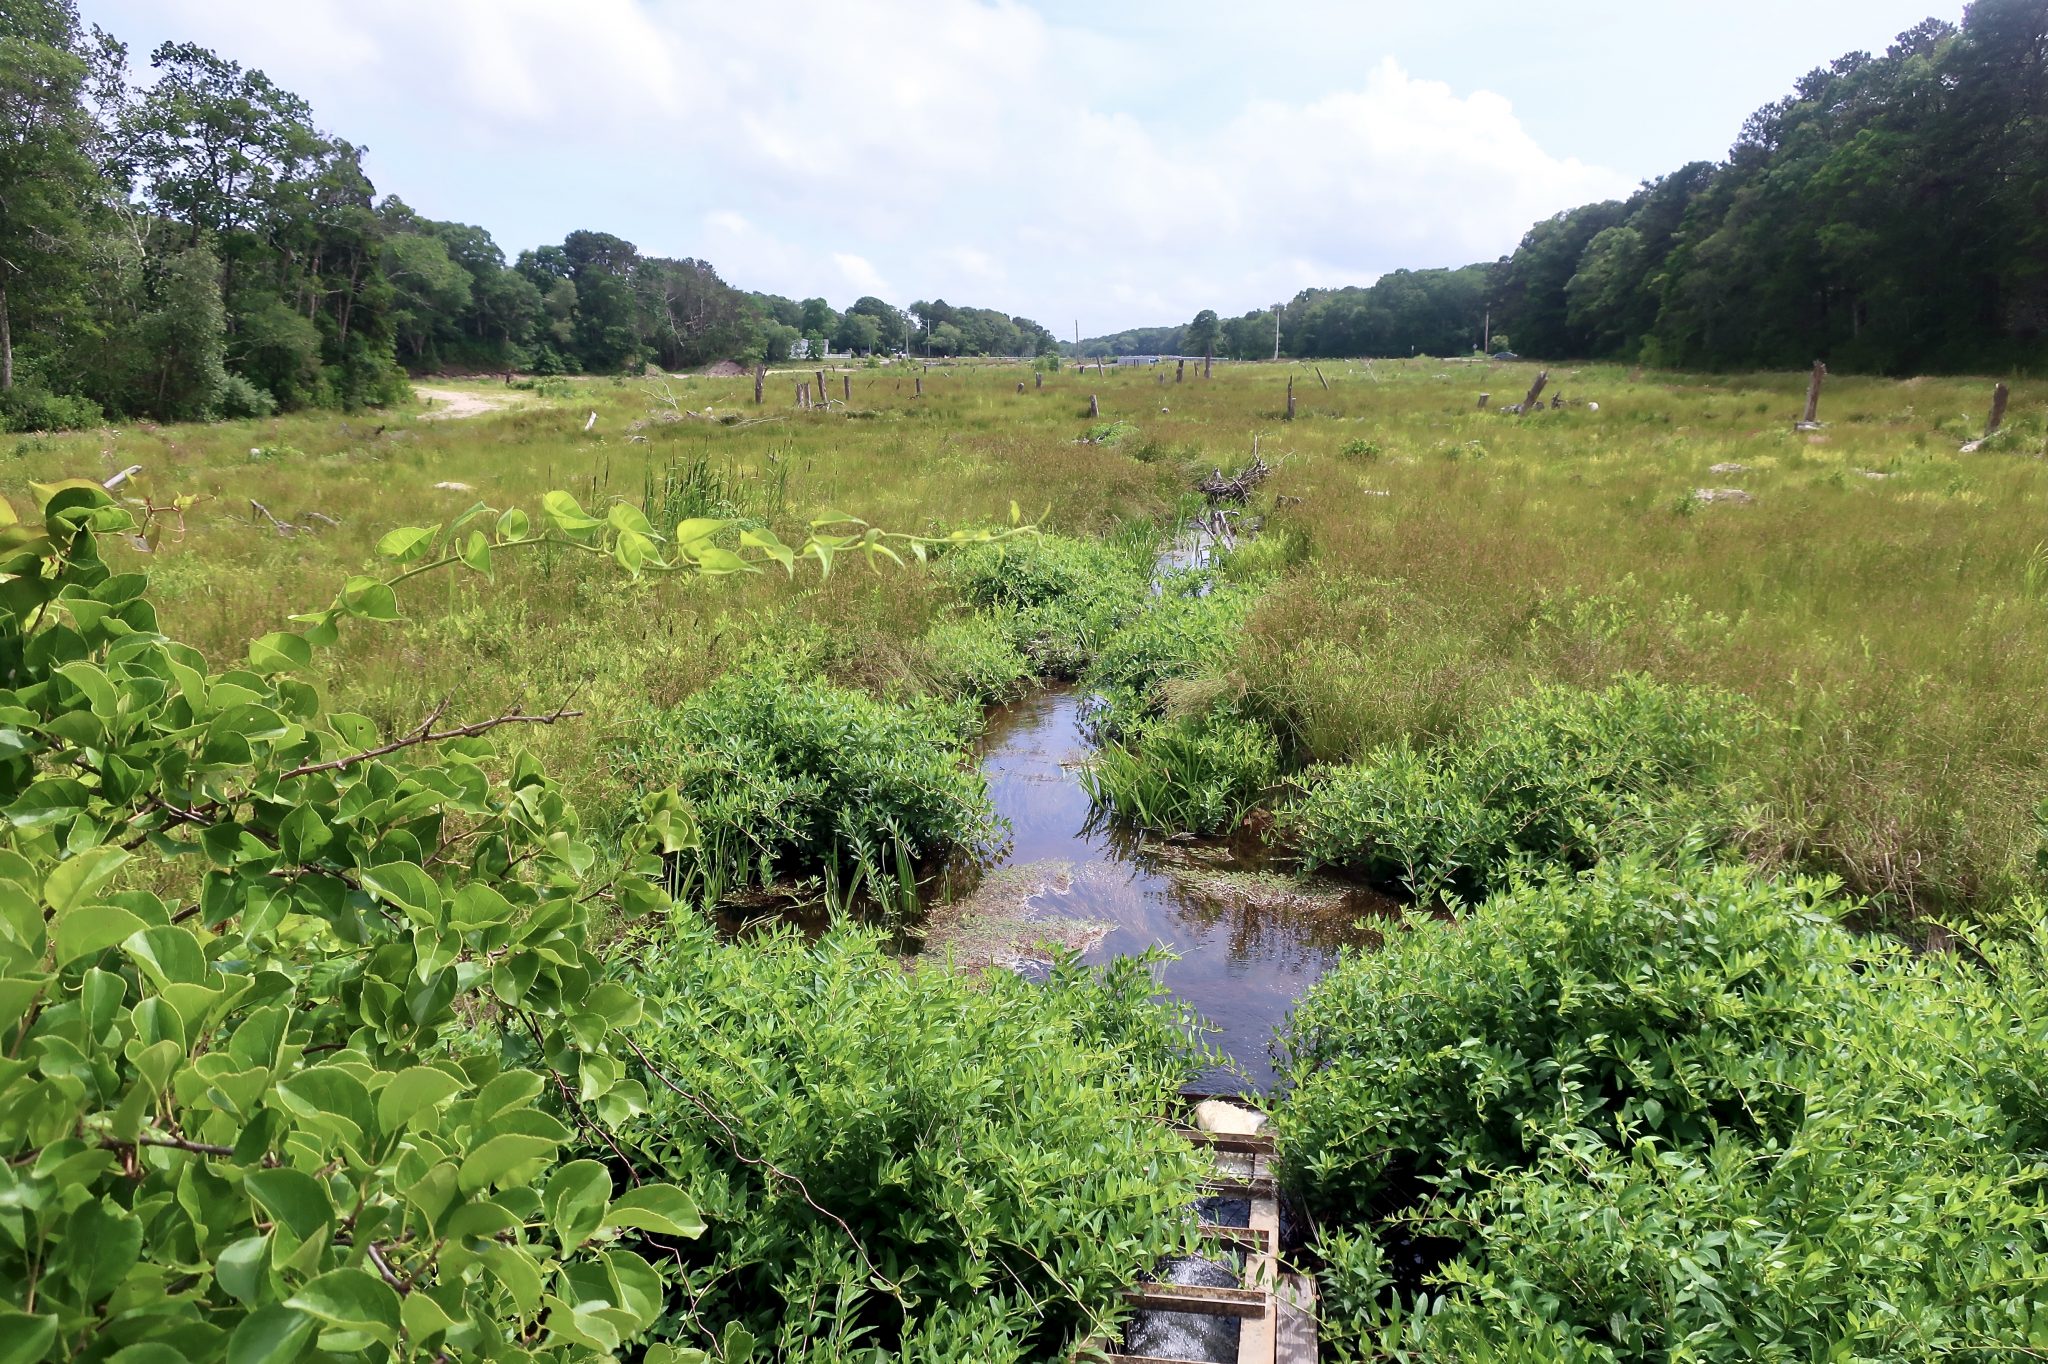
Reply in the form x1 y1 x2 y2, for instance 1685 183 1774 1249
1080 1 2044 375
0 2 1056 432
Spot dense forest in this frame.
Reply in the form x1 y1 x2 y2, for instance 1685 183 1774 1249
0 1 1056 431
1081 0 2047 373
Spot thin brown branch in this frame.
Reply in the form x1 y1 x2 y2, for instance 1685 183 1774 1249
281 702 582 781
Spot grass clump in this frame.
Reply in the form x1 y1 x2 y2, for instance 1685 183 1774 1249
1280 857 2048 1362
939 533 1148 677
1282 675 1751 901
1084 580 1259 739
1081 709 1280 836
623 921 1212 1360
614 657 995 905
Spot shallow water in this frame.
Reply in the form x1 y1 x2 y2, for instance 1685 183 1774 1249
964 686 1389 1091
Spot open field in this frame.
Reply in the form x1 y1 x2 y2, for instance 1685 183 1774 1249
11 358 2044 922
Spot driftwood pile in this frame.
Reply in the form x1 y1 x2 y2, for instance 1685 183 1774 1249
1198 455 1271 504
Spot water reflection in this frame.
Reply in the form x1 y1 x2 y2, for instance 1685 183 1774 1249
953 686 1392 1092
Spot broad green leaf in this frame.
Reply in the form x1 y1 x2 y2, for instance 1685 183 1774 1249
459 530 492 578
495 507 530 541
457 1133 560 1192
248 633 313 672
226 1304 314 1364
358 862 442 926
284 1268 400 1347
374 526 437 562
0 1311 58 1364
215 1233 271 1305
55 903 146 966
602 1183 705 1239
243 1168 335 1242
45 846 131 914
545 1159 611 1249
340 575 400 621
376 1066 463 1131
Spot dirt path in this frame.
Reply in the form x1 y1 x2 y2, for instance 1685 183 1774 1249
414 385 518 420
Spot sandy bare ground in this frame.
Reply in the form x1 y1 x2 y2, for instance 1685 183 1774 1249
414 385 518 420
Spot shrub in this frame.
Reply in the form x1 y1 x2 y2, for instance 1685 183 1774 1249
939 534 1147 678
622 922 1211 1360
1279 858 2048 1362
1083 582 1258 741
1281 676 1752 900
614 658 996 905
1081 708 1280 836
916 611 1033 704
216 371 280 418
0 380 103 432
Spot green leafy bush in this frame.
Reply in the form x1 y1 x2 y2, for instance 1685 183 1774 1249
622 922 1211 1360
915 612 1033 705
1282 676 1751 899
1083 583 1257 741
0 482 1025 1363
216 371 280 419
1081 709 1279 836
0 484 715 1363
939 534 1147 678
1280 858 2048 1362
0 380 104 433
614 658 996 904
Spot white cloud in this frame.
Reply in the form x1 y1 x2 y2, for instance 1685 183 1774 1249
91 0 1635 330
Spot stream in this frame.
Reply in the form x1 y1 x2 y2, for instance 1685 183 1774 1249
933 685 1391 1092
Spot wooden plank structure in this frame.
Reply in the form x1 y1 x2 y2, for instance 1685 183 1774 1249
1079 1107 1317 1364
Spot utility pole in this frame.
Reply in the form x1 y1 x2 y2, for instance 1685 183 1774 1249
1482 307 1490 355
1272 303 1283 362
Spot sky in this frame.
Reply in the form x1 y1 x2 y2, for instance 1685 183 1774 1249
80 0 1956 335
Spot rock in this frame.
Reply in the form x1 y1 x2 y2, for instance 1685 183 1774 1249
1587 401 1600 411
1693 487 1754 505
432 481 475 492
1193 1099 1267 1136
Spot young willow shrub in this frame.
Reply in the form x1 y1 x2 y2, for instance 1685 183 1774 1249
0 481 1019 1364
938 534 1148 678
1280 858 2048 1362
1281 675 1752 900
1082 581 1258 742
619 919 1211 1361
613 658 996 905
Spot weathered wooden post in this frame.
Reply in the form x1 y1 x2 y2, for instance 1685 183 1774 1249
1551 392 1564 410
1035 371 1043 389
1285 375 1296 420
754 363 766 405
914 376 923 398
842 374 851 403
1156 370 1165 386
1988 382 2011 438
1315 366 1329 391
1089 393 1100 419
1477 392 1490 410
1176 358 1185 383
815 369 826 400
1800 361 1826 426
1204 351 1213 379
1516 371 1549 415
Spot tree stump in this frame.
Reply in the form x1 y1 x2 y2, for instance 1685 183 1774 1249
1177 359 1186 383
815 370 826 400
1285 376 1296 421
1204 351 1213 379
1988 381 2011 438
915 376 923 398
1035 371 1043 389
1799 361 1826 427
1515 371 1549 415
754 364 766 405
1315 366 1329 391
1089 394 1100 419
842 374 851 402
1477 393 1490 409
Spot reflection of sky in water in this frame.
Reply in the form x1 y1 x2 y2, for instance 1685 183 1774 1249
975 687 1388 1092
